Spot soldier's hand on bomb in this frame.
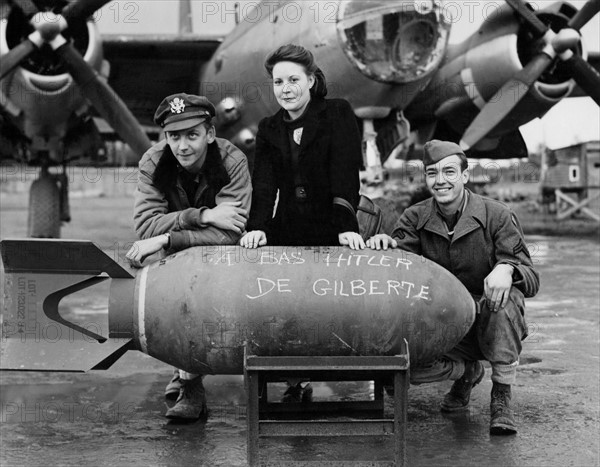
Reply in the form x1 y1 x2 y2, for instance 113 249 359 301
126 235 169 268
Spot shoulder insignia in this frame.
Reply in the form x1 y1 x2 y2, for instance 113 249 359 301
513 238 530 257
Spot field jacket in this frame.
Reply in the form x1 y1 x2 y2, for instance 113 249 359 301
134 138 252 251
392 190 539 298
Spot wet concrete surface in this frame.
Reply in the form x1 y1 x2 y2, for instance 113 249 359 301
1 234 598 466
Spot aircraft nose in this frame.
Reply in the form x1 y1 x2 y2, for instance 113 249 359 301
337 0 451 83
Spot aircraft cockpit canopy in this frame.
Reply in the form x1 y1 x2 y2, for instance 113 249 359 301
337 0 451 83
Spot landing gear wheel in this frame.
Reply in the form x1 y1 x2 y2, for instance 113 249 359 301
28 168 61 238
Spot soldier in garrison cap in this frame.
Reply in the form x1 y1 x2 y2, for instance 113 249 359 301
126 93 252 421
367 139 539 435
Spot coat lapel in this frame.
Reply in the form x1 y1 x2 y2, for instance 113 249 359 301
419 198 451 240
265 109 291 162
265 109 288 152
264 110 294 188
452 191 486 242
299 98 327 157
418 191 486 242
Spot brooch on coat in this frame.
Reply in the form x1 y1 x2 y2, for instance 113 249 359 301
293 127 303 145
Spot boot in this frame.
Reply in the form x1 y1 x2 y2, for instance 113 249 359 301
164 369 181 401
282 382 313 403
490 382 517 435
165 376 207 420
440 360 484 412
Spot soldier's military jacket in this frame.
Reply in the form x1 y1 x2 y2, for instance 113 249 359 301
134 138 252 252
392 190 539 298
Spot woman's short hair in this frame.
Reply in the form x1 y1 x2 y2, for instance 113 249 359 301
264 44 327 98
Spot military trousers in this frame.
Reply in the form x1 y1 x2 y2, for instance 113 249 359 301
411 287 528 386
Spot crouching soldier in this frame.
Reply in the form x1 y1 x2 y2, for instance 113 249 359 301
367 140 539 435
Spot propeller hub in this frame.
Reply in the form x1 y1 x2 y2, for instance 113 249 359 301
552 28 581 54
31 12 67 42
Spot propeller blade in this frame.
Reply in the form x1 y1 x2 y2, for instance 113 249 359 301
568 0 600 31
0 39 35 80
505 0 548 38
1 0 11 21
565 54 600 105
560 0 600 105
13 0 38 17
54 41 152 156
461 53 553 150
61 0 112 24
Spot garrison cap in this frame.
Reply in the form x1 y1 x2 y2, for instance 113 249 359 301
423 140 465 167
154 93 216 132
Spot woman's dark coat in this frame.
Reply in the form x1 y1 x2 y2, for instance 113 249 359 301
247 97 362 246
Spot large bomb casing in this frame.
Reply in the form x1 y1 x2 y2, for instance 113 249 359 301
0 240 476 373
113 245 476 374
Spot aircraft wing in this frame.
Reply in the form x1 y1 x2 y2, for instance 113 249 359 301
102 34 222 128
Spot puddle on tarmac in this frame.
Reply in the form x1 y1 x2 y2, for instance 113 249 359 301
519 355 542 365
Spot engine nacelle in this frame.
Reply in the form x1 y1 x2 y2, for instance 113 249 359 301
406 2 581 145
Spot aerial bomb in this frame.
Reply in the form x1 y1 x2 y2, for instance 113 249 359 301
0 240 476 373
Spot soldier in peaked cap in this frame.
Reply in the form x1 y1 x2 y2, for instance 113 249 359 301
126 93 252 421
367 139 539 435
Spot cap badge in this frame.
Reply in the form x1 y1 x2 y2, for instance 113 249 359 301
169 98 186 114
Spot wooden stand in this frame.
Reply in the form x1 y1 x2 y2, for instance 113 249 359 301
244 342 410 466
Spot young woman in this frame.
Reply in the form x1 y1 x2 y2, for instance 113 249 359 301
240 44 364 250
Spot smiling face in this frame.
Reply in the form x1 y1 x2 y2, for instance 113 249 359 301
424 154 469 213
166 122 215 174
272 61 315 119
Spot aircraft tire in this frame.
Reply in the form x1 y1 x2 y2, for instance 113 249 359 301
28 174 61 238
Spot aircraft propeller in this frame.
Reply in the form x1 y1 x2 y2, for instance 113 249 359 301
13 0 38 17
461 0 600 151
0 0 152 156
